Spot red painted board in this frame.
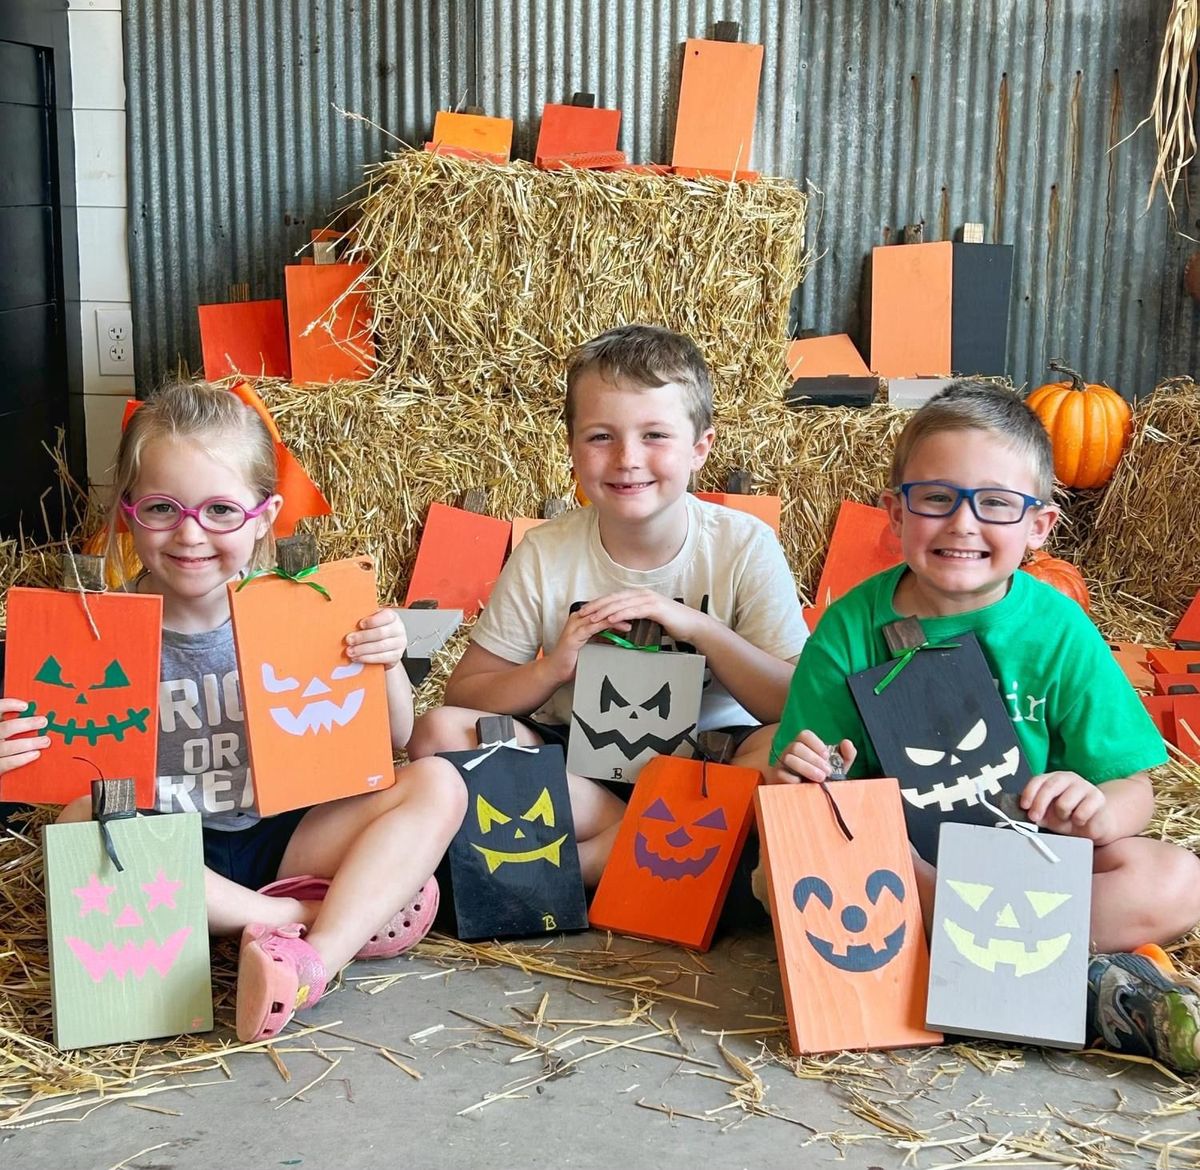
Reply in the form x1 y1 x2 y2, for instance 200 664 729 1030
693 491 781 534
1154 673 1200 698
756 778 941 1054
589 755 760 951
786 335 871 380
535 103 621 166
1173 590 1200 646
1174 694 1200 761
405 502 512 618
1110 644 1155 692
1142 695 1177 746
671 38 763 179
2 587 161 806
1147 648 1200 675
284 264 376 385
870 242 953 378
813 501 904 609
198 300 290 380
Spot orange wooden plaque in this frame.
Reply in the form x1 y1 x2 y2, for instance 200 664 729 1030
284 264 375 385
693 491 782 534
870 242 953 378
786 335 871 380
1147 647 1200 675
229 557 395 815
814 501 904 609
536 103 621 167
510 516 546 550
1110 642 1154 691
756 779 941 1054
198 299 290 380
588 755 760 951
1175 694 1200 761
426 111 513 162
1142 695 1177 745
404 502 512 618
2 587 161 806
1154 672 1200 697
1173 590 1200 646
671 38 763 179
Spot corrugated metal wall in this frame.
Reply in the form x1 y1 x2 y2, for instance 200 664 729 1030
128 0 1197 393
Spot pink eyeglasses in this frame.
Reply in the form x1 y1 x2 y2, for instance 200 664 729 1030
120 494 272 533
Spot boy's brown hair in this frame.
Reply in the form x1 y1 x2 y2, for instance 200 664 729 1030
564 324 714 439
889 380 1056 501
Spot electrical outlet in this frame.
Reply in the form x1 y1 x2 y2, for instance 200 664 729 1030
96 309 133 375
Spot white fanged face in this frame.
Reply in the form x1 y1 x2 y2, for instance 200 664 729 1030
262 661 366 736
898 718 1020 812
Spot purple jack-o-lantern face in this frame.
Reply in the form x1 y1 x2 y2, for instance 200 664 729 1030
634 796 729 881
262 660 366 736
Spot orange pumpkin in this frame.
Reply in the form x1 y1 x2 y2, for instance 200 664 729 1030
1023 549 1089 611
1026 361 1131 489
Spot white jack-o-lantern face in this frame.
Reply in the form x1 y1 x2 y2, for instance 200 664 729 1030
900 717 1020 813
262 660 365 736
941 879 1073 977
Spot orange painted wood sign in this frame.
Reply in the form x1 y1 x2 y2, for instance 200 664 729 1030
284 263 376 385
536 103 621 168
870 242 953 378
588 754 760 951
1175 694 1200 761
756 778 941 1054
693 491 782 534
1154 673 1200 697
404 502 512 618
1173 590 1200 646
786 334 870 380
510 516 547 550
228 557 395 815
425 111 513 163
1142 694 1177 744
1110 642 1154 691
197 299 290 380
2 587 161 806
814 501 904 609
671 38 763 179
1147 647 1200 675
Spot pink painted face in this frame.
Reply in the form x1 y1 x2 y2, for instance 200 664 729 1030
882 429 1058 617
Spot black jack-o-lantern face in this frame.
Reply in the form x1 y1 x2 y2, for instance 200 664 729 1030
22 654 151 746
634 795 729 881
900 717 1020 813
262 660 366 736
793 869 907 972
471 787 568 874
573 677 697 761
942 879 1073 977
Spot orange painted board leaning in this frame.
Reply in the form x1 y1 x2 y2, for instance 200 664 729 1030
693 491 781 534
404 502 512 619
785 334 870 380
229 557 395 816
588 755 760 951
813 501 904 609
284 264 375 385
198 299 290 380
870 242 953 378
426 111 513 162
535 103 621 167
671 37 763 179
2 587 162 807
1146 647 1200 675
755 778 941 1054
1173 589 1200 647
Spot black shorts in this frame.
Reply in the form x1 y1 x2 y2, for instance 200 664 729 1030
202 806 311 890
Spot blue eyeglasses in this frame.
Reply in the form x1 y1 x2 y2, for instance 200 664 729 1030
898 481 1045 525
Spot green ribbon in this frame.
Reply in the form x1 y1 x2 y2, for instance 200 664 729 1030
598 630 661 652
873 639 960 695
235 564 331 601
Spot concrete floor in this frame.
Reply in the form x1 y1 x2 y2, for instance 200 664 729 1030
3 926 1196 1170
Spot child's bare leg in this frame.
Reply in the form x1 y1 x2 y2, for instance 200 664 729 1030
56 795 92 823
1091 836 1200 951
567 774 626 886
206 871 316 935
910 846 935 936
407 705 513 757
280 757 467 974
731 724 774 779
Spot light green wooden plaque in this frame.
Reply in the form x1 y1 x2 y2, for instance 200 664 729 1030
43 812 212 1050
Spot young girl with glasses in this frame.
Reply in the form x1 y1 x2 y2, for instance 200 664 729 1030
1 381 466 1042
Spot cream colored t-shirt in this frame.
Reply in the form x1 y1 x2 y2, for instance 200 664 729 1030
471 495 808 728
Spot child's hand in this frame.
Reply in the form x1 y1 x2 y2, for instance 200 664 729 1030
574 589 703 645
543 604 615 685
345 609 407 671
0 697 51 774
770 730 857 785
1020 771 1112 841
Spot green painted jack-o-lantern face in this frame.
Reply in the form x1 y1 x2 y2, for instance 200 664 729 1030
23 654 151 745
942 880 1073 977
470 787 568 874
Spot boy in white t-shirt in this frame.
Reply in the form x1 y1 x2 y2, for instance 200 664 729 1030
408 324 808 883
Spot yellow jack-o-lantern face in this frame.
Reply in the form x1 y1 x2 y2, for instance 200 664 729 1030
471 787 568 874
262 660 366 736
942 879 1073 977
23 654 151 746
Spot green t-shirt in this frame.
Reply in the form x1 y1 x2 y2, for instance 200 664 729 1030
772 565 1167 783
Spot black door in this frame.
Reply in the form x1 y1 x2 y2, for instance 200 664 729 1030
0 34 70 542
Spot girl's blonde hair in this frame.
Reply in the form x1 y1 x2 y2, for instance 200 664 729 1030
108 381 278 585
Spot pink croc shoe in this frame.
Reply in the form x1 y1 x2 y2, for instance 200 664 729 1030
257 874 440 960
236 923 328 1043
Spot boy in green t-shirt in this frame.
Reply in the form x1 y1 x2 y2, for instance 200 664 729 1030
764 381 1200 1071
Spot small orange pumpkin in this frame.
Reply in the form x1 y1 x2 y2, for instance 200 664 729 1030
1026 360 1132 489
1023 549 1089 612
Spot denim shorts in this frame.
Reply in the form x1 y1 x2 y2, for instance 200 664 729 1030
202 806 311 889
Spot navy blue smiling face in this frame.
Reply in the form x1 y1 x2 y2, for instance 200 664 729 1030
793 868 908 973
